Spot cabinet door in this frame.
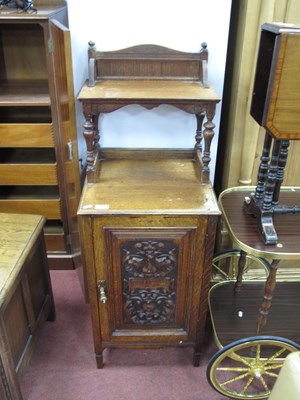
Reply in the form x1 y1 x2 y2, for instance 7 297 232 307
50 20 81 263
99 226 202 345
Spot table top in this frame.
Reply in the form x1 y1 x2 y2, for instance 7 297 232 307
0 213 45 304
219 186 300 260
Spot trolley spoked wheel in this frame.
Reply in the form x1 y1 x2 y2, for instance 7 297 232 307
211 249 270 284
207 335 300 399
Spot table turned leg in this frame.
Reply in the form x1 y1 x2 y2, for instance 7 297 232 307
262 140 281 213
256 259 280 336
273 140 289 206
234 250 247 293
254 132 272 200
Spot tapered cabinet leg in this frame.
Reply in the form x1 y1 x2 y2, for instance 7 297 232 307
96 352 104 369
193 351 201 367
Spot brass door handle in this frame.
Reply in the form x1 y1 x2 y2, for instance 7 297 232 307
98 280 107 303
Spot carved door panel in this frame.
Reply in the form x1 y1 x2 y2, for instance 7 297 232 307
101 226 200 344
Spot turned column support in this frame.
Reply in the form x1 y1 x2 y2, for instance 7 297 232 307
244 135 297 244
273 139 289 206
83 111 100 183
202 103 216 183
83 116 95 172
92 113 100 151
254 132 272 200
262 139 281 212
195 112 205 153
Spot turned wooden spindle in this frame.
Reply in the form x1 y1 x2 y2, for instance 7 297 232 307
256 259 280 336
262 140 281 212
234 250 247 293
254 132 272 200
273 140 289 206
202 104 216 182
83 115 96 173
92 113 100 150
195 112 205 152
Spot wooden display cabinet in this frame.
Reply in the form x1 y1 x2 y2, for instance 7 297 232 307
0 1 81 269
78 44 220 367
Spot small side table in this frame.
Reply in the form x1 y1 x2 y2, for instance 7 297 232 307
0 213 55 400
219 187 300 337
247 23 300 244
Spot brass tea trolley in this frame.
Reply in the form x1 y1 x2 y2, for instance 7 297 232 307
206 186 300 399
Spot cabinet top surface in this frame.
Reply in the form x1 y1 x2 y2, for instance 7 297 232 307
0 5 66 20
78 153 220 215
0 213 45 303
78 79 220 102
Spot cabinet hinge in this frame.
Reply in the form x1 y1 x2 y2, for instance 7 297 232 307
66 234 72 246
67 139 73 161
48 39 54 54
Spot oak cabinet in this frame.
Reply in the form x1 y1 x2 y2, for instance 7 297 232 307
77 44 220 367
78 151 220 368
0 1 81 269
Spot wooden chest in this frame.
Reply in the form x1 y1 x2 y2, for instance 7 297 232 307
0 213 55 400
78 149 220 368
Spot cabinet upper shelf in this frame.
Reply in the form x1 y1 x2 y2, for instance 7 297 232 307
78 42 220 111
0 80 50 106
78 79 220 102
78 43 221 184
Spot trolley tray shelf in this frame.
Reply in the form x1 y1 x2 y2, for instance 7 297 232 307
209 280 300 348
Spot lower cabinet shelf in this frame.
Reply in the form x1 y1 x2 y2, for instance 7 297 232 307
0 186 61 220
0 198 61 220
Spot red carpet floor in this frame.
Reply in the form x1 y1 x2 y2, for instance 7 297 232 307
21 270 225 400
